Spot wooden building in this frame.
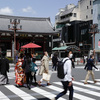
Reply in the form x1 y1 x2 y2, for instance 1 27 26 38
0 15 58 58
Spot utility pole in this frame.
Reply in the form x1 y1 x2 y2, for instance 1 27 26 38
89 23 99 58
8 19 22 63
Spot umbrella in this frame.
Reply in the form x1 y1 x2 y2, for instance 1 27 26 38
21 43 41 48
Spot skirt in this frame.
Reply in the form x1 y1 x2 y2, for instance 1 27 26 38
15 72 26 86
0 74 7 85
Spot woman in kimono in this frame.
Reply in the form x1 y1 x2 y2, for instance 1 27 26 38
15 53 25 87
0 52 9 85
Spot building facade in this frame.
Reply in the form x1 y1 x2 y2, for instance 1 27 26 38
53 0 94 58
93 0 100 61
55 0 93 29
79 0 93 21
0 15 57 59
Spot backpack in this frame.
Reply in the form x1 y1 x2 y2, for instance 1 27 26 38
57 59 68 79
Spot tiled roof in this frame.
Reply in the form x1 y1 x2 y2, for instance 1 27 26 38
0 15 57 35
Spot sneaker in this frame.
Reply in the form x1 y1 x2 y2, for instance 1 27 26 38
51 97 56 100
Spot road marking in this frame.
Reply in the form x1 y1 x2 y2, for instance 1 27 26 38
81 80 100 85
72 81 100 90
52 83 96 100
5 85 37 100
31 87 66 100
0 91 10 100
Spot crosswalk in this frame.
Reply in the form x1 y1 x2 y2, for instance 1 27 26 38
0 79 100 100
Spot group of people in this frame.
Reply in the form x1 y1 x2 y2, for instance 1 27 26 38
52 52 75 72
15 53 38 89
15 51 51 89
0 50 98 100
51 50 74 100
0 51 51 90
51 50 98 100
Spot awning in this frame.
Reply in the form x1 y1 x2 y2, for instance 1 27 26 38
67 45 80 51
52 46 69 51
52 45 80 52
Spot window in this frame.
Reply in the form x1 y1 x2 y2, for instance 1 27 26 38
90 0 91 5
91 9 93 14
86 15 88 19
98 14 100 20
73 13 77 17
81 29 87 35
87 6 89 9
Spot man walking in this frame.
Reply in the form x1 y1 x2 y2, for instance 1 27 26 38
51 49 74 100
84 55 98 84
52 53 58 71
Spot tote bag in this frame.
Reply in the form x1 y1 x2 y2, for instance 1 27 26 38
42 73 51 81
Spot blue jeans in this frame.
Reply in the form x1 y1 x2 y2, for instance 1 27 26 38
55 81 74 100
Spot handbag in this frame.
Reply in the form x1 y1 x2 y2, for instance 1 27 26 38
42 73 51 81
30 62 38 72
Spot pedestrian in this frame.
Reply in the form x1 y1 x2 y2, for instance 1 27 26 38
84 55 98 84
0 52 10 85
52 53 58 71
15 53 26 87
31 58 38 85
22 53 32 89
38 51 51 86
70 56 75 68
16 54 18 63
51 50 74 100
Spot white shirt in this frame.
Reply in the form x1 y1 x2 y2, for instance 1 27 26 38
62 57 72 82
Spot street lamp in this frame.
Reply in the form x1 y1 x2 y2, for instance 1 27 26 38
89 23 99 57
8 19 22 63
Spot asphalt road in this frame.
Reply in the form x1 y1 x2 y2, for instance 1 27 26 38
0 64 100 100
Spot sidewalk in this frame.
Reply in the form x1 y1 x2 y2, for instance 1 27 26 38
9 60 100 67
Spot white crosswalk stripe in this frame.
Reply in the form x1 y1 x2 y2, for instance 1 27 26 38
53 82 96 100
31 87 66 100
54 80 100 97
5 85 37 100
0 80 100 100
0 91 10 100
81 80 100 85
73 81 100 90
